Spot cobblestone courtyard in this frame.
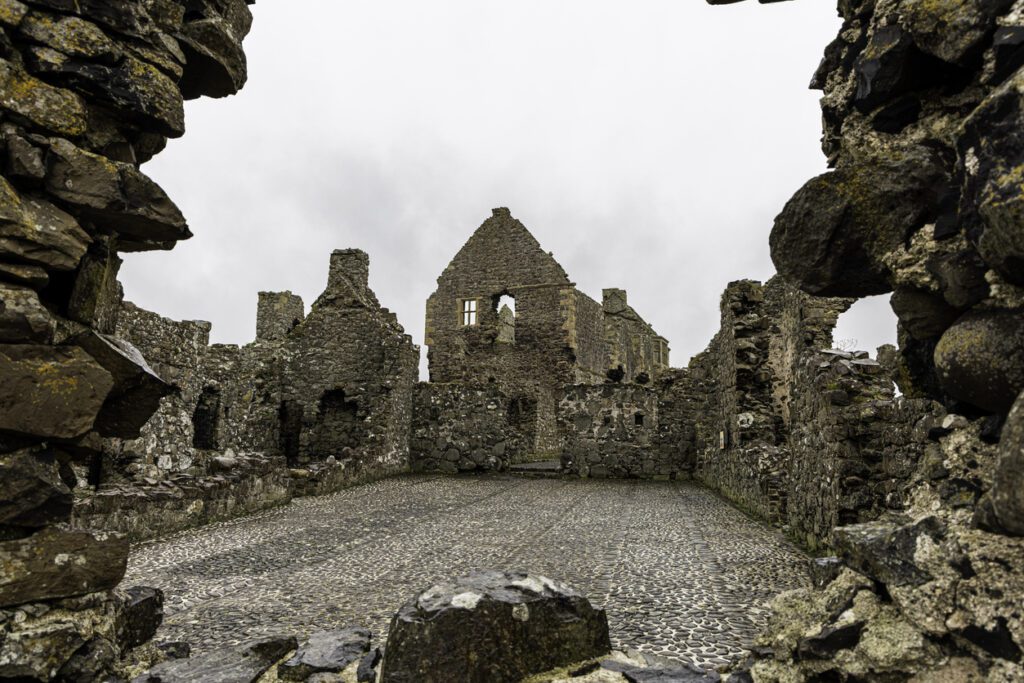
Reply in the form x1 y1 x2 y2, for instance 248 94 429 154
126 475 810 669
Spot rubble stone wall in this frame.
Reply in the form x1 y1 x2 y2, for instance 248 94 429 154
409 382 534 473
0 0 255 678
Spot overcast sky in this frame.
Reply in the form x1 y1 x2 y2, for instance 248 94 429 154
124 0 896 378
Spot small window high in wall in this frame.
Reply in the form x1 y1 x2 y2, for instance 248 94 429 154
461 299 478 326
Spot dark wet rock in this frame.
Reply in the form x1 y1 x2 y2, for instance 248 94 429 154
157 642 191 660
278 627 371 681
0 262 49 289
55 635 117 683
0 282 54 342
890 288 960 341
795 621 864 660
0 343 113 439
44 138 190 247
934 309 1024 413
71 330 173 439
832 516 945 588
133 635 298 683
381 570 611 683
66 237 123 334
0 447 72 532
602 658 720 682
357 648 381 683
991 390 1024 535
0 524 127 607
770 146 949 298
176 0 252 100
927 250 990 310
4 132 46 180
114 586 163 649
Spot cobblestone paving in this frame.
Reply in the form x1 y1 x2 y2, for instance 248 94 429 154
125 475 810 670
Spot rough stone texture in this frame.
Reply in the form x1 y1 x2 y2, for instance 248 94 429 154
132 634 297 683
278 627 371 681
381 570 612 683
426 208 668 458
123 476 809 671
709 1 1024 679
0 0 254 677
0 524 127 607
410 382 533 473
991 390 1024 535
558 383 681 479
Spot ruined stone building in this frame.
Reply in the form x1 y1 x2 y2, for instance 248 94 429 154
3 0 1024 680
423 207 669 456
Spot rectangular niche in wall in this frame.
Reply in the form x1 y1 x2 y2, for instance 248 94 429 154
311 389 367 460
192 387 221 450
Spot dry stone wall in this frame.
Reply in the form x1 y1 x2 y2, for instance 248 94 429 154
709 1 1024 680
0 0 254 679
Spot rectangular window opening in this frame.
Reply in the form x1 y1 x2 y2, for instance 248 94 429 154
461 299 478 326
635 413 645 426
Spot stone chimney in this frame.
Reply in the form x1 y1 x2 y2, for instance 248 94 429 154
256 291 304 341
603 288 628 315
328 249 369 294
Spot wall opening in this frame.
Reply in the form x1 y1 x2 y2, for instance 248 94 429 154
832 295 898 357
278 400 304 466
494 293 516 344
311 389 366 459
192 387 221 450
635 413 645 426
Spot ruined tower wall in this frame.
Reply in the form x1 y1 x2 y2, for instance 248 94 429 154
602 288 669 382
565 289 606 384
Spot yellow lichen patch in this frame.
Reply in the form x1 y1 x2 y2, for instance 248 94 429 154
0 0 28 27
0 58 86 136
20 13 118 60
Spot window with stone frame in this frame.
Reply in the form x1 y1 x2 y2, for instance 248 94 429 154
461 298 478 326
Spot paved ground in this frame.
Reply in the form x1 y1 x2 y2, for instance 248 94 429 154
126 475 809 670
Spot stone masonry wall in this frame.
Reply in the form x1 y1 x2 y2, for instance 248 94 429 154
713 2 1024 680
409 382 534 473
558 383 680 478
0 0 254 679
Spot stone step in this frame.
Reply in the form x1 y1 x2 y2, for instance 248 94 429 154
508 460 564 478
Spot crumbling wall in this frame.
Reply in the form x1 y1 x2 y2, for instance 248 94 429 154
558 383 681 478
0 0 254 678
101 302 211 480
410 382 534 473
710 1 1024 680
602 288 670 383
425 208 669 459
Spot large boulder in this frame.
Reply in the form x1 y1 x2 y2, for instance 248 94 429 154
934 309 1024 413
278 627 371 681
832 516 945 588
769 145 949 298
0 524 128 607
991 390 1024 535
132 635 298 683
380 570 611 683
0 343 113 439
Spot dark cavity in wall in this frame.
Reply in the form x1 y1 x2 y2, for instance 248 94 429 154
279 400 304 467
311 389 366 459
192 387 222 450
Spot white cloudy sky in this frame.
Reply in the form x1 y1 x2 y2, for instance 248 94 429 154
124 0 896 378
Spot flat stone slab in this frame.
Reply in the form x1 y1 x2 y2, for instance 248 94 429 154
124 475 809 670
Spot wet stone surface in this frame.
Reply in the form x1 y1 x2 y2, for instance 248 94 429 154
125 475 809 670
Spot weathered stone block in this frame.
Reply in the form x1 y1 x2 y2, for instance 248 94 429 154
278 627 371 681
0 524 127 607
133 634 298 683
0 447 72 531
381 570 611 683
0 343 113 439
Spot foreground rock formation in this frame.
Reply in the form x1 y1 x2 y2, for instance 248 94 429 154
0 0 254 678
706 0 1024 680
